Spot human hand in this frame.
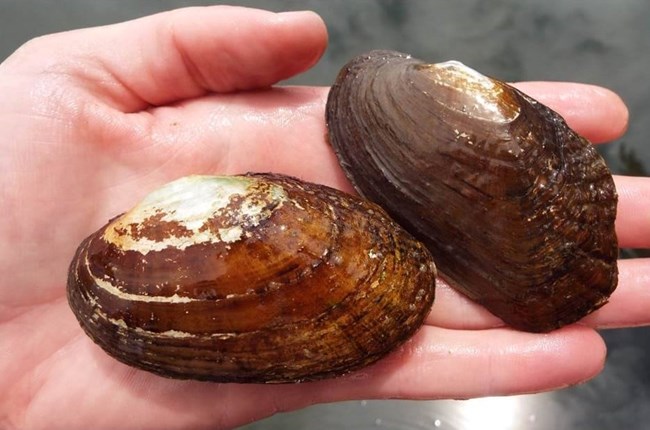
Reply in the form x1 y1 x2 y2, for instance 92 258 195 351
0 6 644 430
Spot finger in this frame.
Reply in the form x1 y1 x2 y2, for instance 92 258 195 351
26 325 604 429
251 325 604 427
512 82 628 144
581 258 650 328
324 325 605 400
614 175 650 248
5 6 327 111
426 279 504 329
427 257 649 331
130 81 629 193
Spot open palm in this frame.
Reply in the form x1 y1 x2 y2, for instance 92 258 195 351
1 6 647 430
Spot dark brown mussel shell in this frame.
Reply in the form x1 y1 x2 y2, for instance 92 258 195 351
67 173 436 383
326 50 618 332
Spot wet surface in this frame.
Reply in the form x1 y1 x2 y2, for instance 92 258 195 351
2 1 649 428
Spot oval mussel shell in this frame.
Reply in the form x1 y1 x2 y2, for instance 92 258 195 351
67 173 436 383
326 50 618 332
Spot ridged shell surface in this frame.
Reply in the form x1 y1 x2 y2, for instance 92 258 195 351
67 173 436 382
326 50 618 332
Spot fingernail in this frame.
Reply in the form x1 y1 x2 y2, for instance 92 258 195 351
276 10 322 23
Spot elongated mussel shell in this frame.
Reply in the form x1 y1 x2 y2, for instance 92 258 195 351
67 173 436 382
326 50 618 332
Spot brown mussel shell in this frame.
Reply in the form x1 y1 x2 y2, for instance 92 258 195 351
326 50 618 333
67 173 436 383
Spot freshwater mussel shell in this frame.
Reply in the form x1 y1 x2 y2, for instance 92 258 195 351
326 50 618 332
67 173 436 383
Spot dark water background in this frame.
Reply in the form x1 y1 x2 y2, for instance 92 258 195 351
2 1 649 429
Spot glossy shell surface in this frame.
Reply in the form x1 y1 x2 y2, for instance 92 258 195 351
326 50 618 332
67 173 436 382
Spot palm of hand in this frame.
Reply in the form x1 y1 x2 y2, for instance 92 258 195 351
0 6 645 430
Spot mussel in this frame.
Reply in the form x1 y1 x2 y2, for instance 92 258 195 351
326 50 618 332
67 173 436 383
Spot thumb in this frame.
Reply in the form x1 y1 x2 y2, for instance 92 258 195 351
5 6 328 111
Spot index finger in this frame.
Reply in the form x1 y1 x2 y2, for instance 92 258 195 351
513 81 628 144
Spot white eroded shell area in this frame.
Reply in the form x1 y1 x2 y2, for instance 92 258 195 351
102 175 288 254
423 61 520 123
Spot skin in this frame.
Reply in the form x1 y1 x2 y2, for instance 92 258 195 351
0 6 646 430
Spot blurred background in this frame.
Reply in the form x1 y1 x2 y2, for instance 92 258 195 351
2 1 648 428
